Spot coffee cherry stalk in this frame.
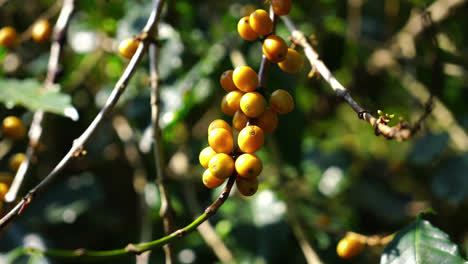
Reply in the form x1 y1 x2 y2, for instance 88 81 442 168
199 1 302 197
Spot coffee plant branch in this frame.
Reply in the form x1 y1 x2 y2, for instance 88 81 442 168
5 0 75 204
0 0 164 231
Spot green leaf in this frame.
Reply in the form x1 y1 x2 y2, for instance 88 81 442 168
381 218 468 264
0 78 78 120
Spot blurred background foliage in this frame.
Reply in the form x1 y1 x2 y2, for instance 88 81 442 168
0 0 468 263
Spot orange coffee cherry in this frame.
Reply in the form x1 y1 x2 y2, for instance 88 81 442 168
199 147 217 168
262 35 288 63
336 236 365 259
203 169 226 189
208 119 233 136
2 116 26 140
271 0 292 16
31 19 52 43
278 48 303 74
249 9 273 36
238 125 264 153
235 154 262 179
208 128 234 154
237 16 259 41
209 153 235 180
236 176 259 196
255 107 278 132
0 183 9 200
0 26 18 48
233 66 259 92
225 90 244 111
119 38 140 59
221 95 236 116
270 89 294 114
232 110 248 131
240 92 266 118
220 70 237 92
9 153 25 172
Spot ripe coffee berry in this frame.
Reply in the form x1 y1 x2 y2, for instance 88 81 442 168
271 0 292 16
225 90 244 111
232 110 248 131
208 119 233 136
2 116 26 140
209 153 235 180
249 9 273 36
208 128 234 154
220 70 237 92
31 19 52 43
235 153 262 179
262 35 288 63
199 147 217 168
255 107 278 132
233 66 259 92
270 89 294 114
203 169 225 189
221 95 236 116
238 125 264 153
236 176 259 196
119 38 139 59
240 92 266 118
336 236 365 259
0 183 8 200
9 153 26 172
0 26 18 48
278 48 303 74
237 16 259 41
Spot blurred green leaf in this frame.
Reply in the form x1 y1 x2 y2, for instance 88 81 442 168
381 218 467 264
408 133 448 166
432 154 468 202
0 78 78 120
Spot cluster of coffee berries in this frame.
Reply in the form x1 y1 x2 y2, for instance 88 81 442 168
0 19 52 49
336 233 366 259
198 1 302 197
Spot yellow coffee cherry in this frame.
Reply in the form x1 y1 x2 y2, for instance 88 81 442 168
199 147 217 168
221 95 236 116
240 92 266 118
31 19 52 43
236 176 259 196
0 183 9 201
255 107 278 132
249 9 273 36
209 153 235 180
220 70 238 92
271 0 292 16
9 153 26 172
0 26 18 48
233 66 259 93
119 38 140 59
225 90 244 111
278 48 303 74
233 110 248 131
262 35 288 63
235 154 262 179
2 116 26 140
336 236 365 259
270 89 294 114
208 119 233 136
237 16 259 41
208 128 234 154
203 169 226 189
238 125 264 153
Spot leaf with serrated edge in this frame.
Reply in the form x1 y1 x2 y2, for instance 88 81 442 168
381 218 468 264
0 78 78 120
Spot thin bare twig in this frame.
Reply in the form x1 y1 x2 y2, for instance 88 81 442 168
0 0 165 232
282 16 416 141
147 1 177 261
5 0 75 204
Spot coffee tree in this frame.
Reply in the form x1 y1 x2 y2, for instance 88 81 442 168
0 0 467 263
